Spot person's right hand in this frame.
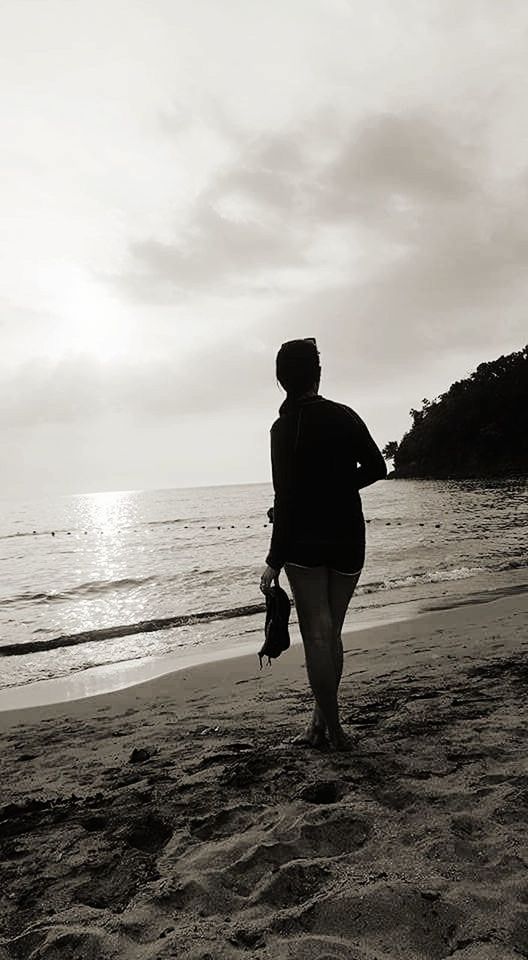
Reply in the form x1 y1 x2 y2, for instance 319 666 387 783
260 564 278 594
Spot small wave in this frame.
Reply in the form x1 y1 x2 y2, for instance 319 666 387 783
357 566 485 596
357 579 386 595
146 518 185 527
64 575 159 598
0 601 267 657
394 566 486 587
0 591 63 607
0 530 66 541
498 559 528 572
0 575 159 607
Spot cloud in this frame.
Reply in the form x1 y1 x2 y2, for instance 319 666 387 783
270 184 528 385
0 333 274 428
312 111 478 230
126 201 307 301
113 105 488 300
9 106 528 430
111 121 323 301
111 127 318 302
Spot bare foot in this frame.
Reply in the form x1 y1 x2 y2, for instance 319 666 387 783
291 723 329 750
310 727 329 750
328 727 356 752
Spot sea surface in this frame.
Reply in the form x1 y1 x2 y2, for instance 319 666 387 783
0 478 526 692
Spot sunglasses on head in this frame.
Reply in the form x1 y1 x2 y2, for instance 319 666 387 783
281 337 317 347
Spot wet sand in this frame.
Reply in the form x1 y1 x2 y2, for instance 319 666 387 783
1 587 528 959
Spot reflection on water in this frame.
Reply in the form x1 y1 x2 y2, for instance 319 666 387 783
69 491 150 635
0 478 526 691
452 477 527 495
81 489 135 538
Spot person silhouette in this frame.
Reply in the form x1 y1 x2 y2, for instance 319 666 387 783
260 338 387 750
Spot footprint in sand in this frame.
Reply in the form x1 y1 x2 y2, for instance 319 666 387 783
8 926 120 960
288 881 464 956
227 806 371 898
278 934 366 959
298 780 342 804
189 804 260 842
80 814 108 832
297 807 371 857
249 859 330 909
123 812 173 854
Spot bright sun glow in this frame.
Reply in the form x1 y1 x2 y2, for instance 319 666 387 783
69 302 127 361
43 263 130 361
64 290 128 361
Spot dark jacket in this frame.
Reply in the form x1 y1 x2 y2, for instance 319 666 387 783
265 394 387 571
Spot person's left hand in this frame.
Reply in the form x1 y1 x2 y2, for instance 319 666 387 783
260 564 278 594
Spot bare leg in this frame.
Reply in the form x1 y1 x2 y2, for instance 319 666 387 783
284 564 345 749
328 569 361 690
326 568 361 748
302 570 361 742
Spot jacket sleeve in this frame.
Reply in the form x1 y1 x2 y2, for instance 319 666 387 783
347 408 388 489
265 422 294 571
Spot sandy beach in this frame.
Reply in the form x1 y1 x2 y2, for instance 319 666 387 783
1 584 528 959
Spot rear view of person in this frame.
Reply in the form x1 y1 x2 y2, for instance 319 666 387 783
260 338 387 750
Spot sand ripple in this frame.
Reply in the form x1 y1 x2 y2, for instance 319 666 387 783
2 624 528 958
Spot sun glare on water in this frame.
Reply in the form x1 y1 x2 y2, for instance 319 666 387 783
77 489 139 578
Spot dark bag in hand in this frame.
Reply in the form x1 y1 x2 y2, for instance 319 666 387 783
258 584 291 668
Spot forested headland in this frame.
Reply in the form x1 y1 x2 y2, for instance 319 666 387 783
382 345 528 479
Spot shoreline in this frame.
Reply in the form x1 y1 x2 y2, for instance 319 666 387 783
1 582 527 731
0 598 420 716
1 570 527 715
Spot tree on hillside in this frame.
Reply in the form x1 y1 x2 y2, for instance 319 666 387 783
382 440 399 461
392 345 528 479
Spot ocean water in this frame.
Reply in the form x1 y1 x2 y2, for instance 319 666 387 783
0 478 526 691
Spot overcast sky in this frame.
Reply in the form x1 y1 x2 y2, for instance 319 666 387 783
1 0 527 498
